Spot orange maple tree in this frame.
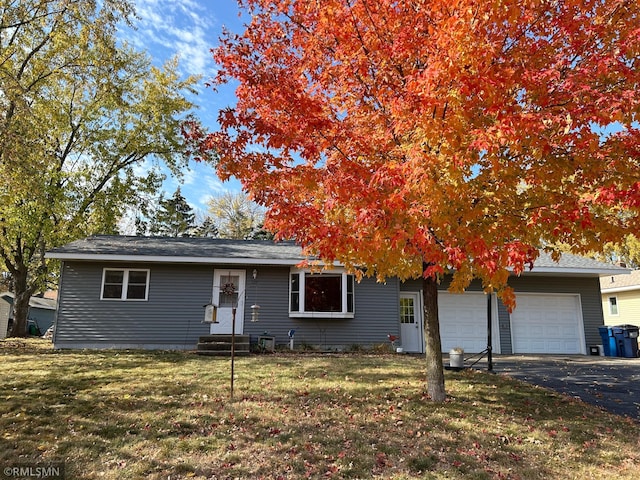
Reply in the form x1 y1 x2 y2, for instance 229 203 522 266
196 0 640 401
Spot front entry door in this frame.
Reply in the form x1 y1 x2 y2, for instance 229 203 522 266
400 292 424 353
211 269 246 335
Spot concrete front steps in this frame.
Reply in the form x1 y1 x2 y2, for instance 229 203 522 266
196 334 250 356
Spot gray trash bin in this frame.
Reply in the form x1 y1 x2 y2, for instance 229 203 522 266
613 325 639 358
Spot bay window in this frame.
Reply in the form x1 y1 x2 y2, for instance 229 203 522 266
289 269 355 318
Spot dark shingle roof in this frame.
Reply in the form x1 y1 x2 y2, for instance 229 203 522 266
46 235 626 276
46 235 306 264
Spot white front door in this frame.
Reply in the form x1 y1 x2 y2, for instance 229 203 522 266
211 269 246 335
400 292 424 353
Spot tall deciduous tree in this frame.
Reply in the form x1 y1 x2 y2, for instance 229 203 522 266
207 191 266 239
596 234 640 269
0 0 201 336
199 0 640 401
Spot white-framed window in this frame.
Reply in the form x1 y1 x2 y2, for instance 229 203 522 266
609 296 619 316
289 268 355 318
101 268 149 301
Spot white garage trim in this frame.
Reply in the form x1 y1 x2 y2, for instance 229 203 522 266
510 293 585 354
437 292 500 354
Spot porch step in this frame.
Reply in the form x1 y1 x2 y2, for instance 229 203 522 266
199 335 250 343
196 335 251 356
196 350 251 356
197 341 251 351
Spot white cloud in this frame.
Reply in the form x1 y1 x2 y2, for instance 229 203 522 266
205 175 226 192
123 0 217 78
132 157 154 178
115 0 245 209
198 193 214 209
181 167 197 186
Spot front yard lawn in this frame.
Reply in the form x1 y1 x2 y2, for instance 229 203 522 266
1 339 639 479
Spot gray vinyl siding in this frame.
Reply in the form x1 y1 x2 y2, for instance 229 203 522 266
55 262 400 350
55 261 212 349
497 302 512 354
245 268 400 348
400 277 485 292
54 259 603 352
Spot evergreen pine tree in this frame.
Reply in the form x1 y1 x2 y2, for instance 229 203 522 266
193 217 219 238
152 188 195 237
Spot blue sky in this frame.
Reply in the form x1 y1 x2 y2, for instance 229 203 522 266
120 0 247 215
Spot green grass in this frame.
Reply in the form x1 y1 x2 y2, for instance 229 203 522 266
1 338 639 479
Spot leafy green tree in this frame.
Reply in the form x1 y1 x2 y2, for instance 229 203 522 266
148 188 196 237
597 235 640 269
0 0 201 336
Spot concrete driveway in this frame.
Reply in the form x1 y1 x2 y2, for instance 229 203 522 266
489 355 640 420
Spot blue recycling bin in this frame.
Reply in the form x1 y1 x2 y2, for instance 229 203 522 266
599 326 618 357
613 325 639 358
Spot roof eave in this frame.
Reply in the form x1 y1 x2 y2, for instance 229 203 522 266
45 252 308 266
516 267 631 277
600 285 640 294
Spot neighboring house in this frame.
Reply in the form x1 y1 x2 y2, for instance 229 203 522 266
0 292 57 338
0 294 10 340
46 235 625 355
600 270 640 328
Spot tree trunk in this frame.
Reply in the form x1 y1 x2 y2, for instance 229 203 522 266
10 268 32 338
423 275 446 402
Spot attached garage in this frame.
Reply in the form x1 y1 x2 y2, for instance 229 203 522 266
438 292 499 354
510 294 585 354
398 252 625 356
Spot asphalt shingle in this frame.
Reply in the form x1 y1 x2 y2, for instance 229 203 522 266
47 235 305 262
47 235 626 276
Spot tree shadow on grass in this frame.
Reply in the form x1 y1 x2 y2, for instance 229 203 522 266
1 349 639 479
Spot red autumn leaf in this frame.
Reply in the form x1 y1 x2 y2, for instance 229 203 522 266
375 452 389 468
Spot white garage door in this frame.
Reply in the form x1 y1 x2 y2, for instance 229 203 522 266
510 294 584 354
438 292 496 353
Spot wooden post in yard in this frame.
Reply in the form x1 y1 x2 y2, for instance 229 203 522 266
230 306 236 400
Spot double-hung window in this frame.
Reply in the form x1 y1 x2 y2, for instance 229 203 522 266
609 296 619 316
289 268 355 318
101 269 149 301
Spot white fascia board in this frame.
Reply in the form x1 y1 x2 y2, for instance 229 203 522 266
520 267 631 277
600 285 640 294
45 253 303 265
29 303 57 310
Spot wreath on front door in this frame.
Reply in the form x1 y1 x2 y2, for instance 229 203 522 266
221 282 236 296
